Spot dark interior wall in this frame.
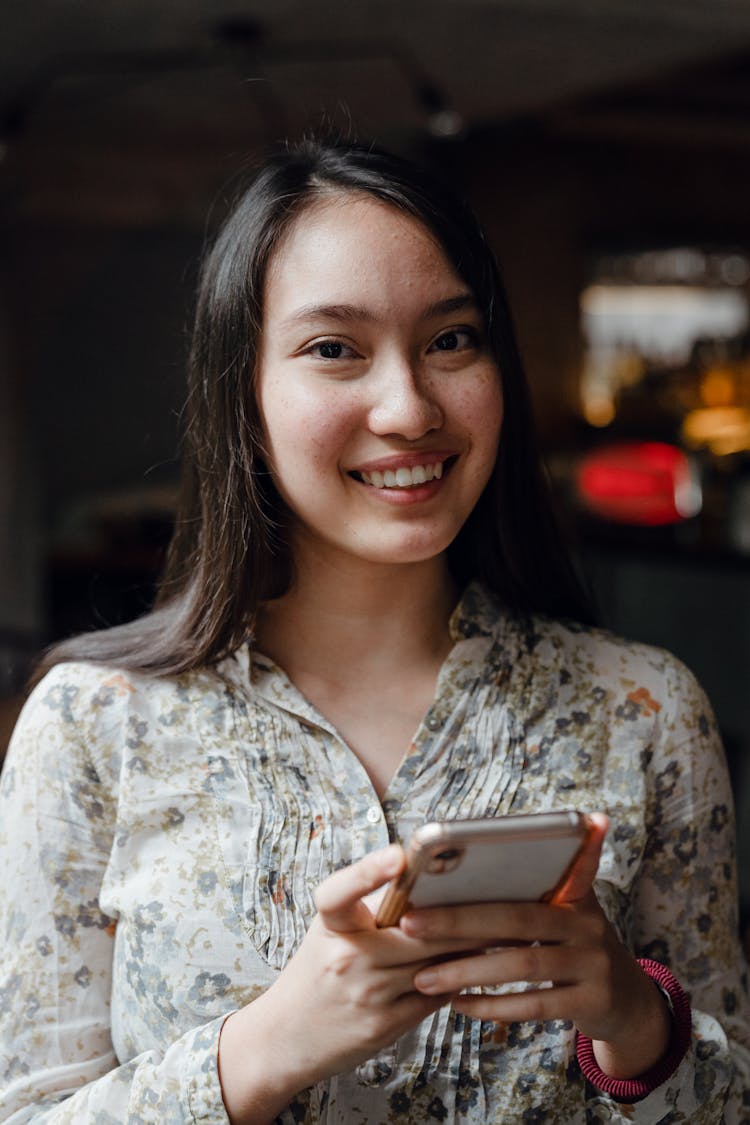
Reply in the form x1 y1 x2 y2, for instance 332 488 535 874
465 130 750 434
0 265 41 640
15 228 197 517
0 226 201 651
465 134 586 442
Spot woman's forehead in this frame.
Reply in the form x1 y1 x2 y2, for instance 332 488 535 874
263 191 468 317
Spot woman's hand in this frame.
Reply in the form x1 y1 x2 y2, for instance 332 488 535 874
218 844 478 1125
403 814 672 1081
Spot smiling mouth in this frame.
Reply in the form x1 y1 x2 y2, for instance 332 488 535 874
351 458 455 490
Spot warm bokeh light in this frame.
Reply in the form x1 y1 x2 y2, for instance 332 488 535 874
682 407 750 457
581 394 616 428
700 367 738 408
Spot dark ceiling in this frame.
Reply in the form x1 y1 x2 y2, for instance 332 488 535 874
4 0 750 226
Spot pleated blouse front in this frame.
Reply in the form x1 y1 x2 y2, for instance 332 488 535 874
0 583 747 1123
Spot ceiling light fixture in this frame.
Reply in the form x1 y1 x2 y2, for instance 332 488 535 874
417 79 465 139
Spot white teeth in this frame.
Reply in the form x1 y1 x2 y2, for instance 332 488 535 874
359 461 448 489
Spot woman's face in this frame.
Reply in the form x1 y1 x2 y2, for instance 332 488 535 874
255 192 503 574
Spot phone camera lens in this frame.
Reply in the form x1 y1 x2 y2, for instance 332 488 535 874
427 847 463 874
434 849 460 862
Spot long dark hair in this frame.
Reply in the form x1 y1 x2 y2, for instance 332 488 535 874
36 138 594 681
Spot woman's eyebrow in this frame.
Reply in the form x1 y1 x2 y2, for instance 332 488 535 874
279 293 477 330
279 303 377 329
421 293 477 319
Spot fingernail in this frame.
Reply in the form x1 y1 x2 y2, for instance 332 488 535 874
414 968 439 991
383 845 402 876
400 913 424 936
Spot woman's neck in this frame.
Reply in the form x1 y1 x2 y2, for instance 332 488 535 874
255 552 460 797
255 554 459 682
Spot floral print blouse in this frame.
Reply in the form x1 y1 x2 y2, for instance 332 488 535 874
0 583 748 1124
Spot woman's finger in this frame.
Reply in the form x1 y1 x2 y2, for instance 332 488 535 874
400 898 583 943
313 845 405 933
450 984 580 1025
413 942 592 994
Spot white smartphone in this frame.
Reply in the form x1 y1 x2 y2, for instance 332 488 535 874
375 810 596 928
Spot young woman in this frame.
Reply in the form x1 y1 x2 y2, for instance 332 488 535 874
0 140 747 1124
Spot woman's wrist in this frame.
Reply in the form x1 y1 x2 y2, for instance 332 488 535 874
576 958 692 1102
218 1002 308 1125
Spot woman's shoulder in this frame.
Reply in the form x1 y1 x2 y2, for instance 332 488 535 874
531 611 699 682
26 658 190 723
462 583 706 707
28 652 231 707
518 611 717 740
8 657 230 784
471 584 689 682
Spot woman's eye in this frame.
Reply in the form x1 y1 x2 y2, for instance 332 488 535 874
307 340 355 360
430 328 477 353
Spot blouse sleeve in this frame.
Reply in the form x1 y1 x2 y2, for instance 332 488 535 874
0 666 232 1124
590 656 750 1123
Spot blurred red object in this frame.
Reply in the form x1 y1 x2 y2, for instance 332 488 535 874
576 442 701 526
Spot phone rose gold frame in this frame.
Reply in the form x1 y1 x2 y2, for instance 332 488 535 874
375 810 595 928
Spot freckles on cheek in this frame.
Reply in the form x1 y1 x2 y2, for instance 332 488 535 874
306 410 348 457
459 391 503 435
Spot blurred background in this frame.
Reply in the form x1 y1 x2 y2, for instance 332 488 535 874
0 0 748 938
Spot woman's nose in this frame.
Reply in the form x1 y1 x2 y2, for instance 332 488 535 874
367 364 444 439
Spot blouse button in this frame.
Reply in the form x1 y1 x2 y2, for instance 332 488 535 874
426 714 442 731
366 806 381 824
